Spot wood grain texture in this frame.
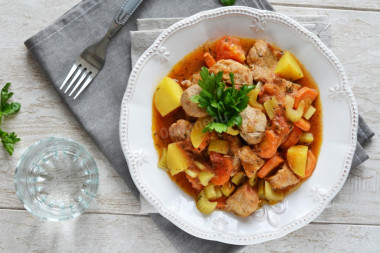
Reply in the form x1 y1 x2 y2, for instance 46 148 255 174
244 223 380 252
0 0 379 251
0 209 378 253
0 210 176 253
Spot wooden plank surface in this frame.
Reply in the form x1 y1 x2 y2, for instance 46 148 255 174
0 209 378 252
0 0 378 252
0 210 176 253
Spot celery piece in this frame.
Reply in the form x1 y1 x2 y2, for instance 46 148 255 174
304 105 316 120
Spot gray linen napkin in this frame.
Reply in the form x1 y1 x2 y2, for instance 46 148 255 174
25 0 273 200
24 0 374 251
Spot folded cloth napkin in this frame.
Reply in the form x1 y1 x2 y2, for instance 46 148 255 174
25 0 374 251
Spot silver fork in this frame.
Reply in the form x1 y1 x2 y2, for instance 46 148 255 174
60 0 143 99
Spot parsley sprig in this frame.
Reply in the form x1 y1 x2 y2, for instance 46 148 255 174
0 83 21 155
191 67 254 133
220 0 236 6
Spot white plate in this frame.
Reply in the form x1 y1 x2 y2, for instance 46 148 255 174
120 7 358 245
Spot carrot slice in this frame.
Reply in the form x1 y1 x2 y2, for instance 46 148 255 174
256 130 279 159
294 87 318 109
215 36 246 63
203 52 216 68
281 126 302 149
257 154 284 178
209 152 233 186
294 118 311 131
304 150 317 178
216 201 226 210
214 197 227 210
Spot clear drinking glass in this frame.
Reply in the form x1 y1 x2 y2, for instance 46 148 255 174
15 137 99 221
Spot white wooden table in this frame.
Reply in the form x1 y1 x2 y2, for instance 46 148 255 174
0 0 379 252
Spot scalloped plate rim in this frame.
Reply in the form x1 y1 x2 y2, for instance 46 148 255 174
119 6 358 245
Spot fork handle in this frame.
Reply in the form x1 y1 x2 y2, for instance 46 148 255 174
115 0 144 25
106 0 144 39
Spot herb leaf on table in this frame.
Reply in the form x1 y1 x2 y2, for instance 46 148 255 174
0 83 21 155
192 67 254 133
220 0 236 6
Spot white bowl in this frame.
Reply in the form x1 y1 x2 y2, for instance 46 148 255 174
120 7 358 245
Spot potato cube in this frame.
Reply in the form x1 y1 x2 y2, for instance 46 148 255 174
191 117 211 151
208 140 229 154
258 180 265 200
274 51 304 81
167 143 190 175
264 181 284 203
154 76 183 117
287 145 308 177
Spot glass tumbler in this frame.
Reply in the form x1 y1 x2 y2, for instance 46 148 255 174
15 137 99 221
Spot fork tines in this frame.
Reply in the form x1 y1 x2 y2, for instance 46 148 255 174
60 58 98 99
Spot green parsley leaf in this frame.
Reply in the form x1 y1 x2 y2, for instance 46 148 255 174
220 0 236 6
190 66 254 133
1 83 13 108
2 102 21 116
0 83 21 156
1 83 21 117
0 129 20 156
203 122 228 133
190 94 201 103
227 115 242 127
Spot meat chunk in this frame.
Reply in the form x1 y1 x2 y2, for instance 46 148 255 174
210 59 253 86
247 40 278 68
267 164 300 190
239 105 267 144
238 146 265 177
247 40 278 82
224 134 243 175
240 105 267 133
226 184 259 217
270 116 291 145
191 72 201 85
180 85 208 117
251 67 276 83
278 78 301 95
181 80 192 89
181 72 202 89
240 132 265 145
169 120 193 142
259 78 301 105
